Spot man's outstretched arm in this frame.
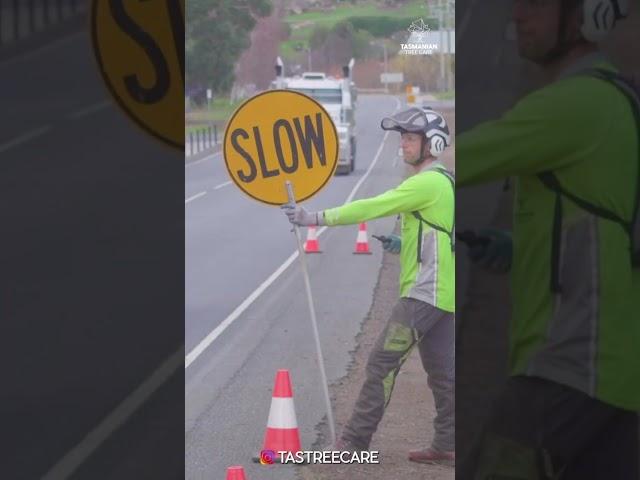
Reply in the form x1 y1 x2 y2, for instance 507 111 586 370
457 77 604 186
282 173 443 226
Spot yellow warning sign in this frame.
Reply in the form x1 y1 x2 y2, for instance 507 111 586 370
224 90 338 205
91 0 184 149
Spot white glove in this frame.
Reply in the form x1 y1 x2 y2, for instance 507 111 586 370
281 203 325 226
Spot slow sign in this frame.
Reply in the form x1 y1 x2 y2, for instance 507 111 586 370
92 0 184 149
224 90 339 205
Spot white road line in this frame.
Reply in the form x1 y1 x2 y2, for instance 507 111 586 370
185 191 207 204
185 150 222 168
41 347 184 480
213 181 232 190
185 96 401 369
0 31 84 70
185 251 301 368
68 100 112 119
344 117 397 204
393 147 403 167
0 126 51 154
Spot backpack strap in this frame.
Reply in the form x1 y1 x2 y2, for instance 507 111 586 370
412 167 455 263
537 69 640 292
589 68 640 266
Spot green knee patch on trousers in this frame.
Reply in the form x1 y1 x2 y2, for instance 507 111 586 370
381 323 417 405
383 322 416 352
475 433 558 480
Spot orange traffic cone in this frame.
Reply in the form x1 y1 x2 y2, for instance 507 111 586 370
258 370 302 460
353 223 373 254
226 466 247 480
304 226 322 253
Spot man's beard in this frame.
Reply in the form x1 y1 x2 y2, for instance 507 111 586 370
403 156 423 166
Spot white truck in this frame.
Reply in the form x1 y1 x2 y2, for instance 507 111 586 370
271 57 357 174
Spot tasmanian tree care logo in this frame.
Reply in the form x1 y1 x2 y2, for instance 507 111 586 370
400 18 439 55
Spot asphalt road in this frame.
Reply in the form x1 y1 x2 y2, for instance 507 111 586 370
184 94 409 479
1 26 184 479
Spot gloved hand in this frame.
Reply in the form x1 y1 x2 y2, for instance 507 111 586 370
281 203 325 226
468 228 512 274
382 234 401 254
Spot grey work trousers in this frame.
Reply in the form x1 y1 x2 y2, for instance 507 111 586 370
341 297 455 452
464 376 639 480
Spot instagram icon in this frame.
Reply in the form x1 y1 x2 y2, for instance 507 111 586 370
259 449 275 465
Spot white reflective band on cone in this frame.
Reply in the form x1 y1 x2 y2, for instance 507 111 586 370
267 397 299 429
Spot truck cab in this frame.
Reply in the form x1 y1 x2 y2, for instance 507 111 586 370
271 57 357 174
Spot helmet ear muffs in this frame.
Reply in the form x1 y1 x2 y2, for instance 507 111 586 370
580 0 628 43
429 135 446 157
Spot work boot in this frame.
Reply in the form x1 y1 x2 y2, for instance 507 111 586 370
334 437 366 453
408 447 455 466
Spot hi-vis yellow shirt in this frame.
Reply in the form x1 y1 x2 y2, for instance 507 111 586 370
457 63 640 411
324 163 455 312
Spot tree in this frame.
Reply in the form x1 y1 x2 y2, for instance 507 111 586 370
186 0 272 100
309 25 330 50
308 20 375 69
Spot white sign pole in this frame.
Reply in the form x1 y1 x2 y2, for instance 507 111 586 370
206 89 213 144
285 180 337 447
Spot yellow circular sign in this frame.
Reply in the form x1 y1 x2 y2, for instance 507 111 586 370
224 90 338 205
91 0 184 149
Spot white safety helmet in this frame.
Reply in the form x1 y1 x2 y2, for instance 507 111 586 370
580 0 629 42
537 0 629 64
381 107 450 159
